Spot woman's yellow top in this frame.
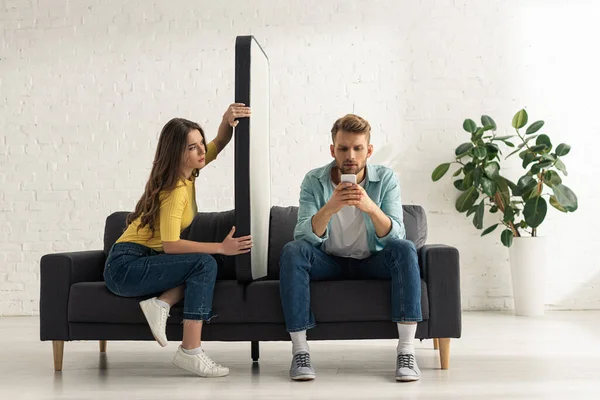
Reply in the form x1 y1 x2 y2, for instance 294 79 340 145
115 141 218 252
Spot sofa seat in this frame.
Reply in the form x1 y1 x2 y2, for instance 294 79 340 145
68 279 429 325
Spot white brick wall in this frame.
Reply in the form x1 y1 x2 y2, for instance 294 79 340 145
1 0 599 315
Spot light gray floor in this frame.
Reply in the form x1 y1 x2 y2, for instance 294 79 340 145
1 311 599 399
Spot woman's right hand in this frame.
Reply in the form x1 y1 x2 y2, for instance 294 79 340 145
219 226 253 255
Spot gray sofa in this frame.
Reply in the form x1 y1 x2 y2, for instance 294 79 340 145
40 205 461 371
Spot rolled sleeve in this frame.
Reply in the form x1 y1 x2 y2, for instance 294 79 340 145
376 173 406 246
293 175 327 246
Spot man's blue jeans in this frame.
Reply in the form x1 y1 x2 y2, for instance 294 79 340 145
104 242 218 321
279 239 422 332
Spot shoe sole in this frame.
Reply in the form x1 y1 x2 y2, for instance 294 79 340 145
172 358 229 378
139 301 168 347
395 376 420 382
291 374 316 381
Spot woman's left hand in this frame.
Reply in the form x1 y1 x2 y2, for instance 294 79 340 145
222 103 251 127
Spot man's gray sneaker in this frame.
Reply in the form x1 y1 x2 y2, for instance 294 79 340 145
395 353 421 382
290 352 316 381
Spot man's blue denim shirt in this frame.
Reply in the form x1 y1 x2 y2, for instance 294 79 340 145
294 161 406 253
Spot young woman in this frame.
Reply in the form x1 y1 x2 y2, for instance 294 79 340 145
103 104 252 377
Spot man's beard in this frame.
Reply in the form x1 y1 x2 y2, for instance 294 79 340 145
339 160 365 175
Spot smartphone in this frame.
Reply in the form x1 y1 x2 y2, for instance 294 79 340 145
340 174 357 185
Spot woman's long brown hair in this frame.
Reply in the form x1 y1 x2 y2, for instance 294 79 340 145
126 118 206 234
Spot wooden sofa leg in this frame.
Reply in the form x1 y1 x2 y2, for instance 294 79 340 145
251 341 260 362
438 338 451 369
433 338 439 350
52 341 64 371
99 340 107 353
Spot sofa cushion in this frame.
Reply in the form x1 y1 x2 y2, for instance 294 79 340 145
246 279 429 323
69 280 252 324
69 279 428 324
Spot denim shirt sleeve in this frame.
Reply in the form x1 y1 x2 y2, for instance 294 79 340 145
376 171 406 246
293 174 328 245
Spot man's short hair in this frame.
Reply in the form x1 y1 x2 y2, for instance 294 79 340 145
330 114 371 143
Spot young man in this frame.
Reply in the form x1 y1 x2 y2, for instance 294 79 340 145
279 114 422 382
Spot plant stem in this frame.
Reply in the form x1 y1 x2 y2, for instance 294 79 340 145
532 227 537 237
515 128 533 151
493 192 521 237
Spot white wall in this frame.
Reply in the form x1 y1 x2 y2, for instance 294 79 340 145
1 0 599 315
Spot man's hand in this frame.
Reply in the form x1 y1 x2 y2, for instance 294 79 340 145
222 103 251 128
352 184 377 215
323 182 363 214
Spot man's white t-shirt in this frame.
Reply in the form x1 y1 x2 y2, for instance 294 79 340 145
321 178 371 260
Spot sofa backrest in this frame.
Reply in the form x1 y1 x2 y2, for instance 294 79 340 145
104 205 427 281
266 205 427 279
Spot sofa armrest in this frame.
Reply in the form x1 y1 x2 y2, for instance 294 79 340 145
419 244 462 339
40 250 106 341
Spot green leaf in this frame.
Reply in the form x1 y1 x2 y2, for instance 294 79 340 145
544 170 562 187
550 196 567 213
473 147 487 159
473 200 485 229
552 184 578 212
541 153 556 162
455 142 474 156
463 171 474 188
519 220 529 229
501 229 514 247
473 167 483 186
463 162 475 173
529 144 548 153
490 205 498 213
524 196 547 228
492 135 515 141
456 186 479 213
453 179 465 191
505 147 522 159
555 158 568 175
503 205 515 223
483 162 500 180
504 178 518 193
504 141 515 148
532 160 554 173
481 223 499 237
514 175 537 196
518 150 528 159
432 163 451 181
467 204 479 217
481 177 497 197
556 143 571 156
522 187 538 201
452 167 463 177
512 109 528 129
472 128 485 142
535 134 552 151
463 119 477 134
526 120 545 135
481 115 497 130
522 152 535 168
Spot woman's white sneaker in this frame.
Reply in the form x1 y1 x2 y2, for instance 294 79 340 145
173 346 230 377
139 297 169 347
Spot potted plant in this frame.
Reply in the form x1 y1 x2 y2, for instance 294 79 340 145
431 109 578 316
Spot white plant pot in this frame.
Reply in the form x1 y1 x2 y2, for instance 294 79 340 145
509 236 547 317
